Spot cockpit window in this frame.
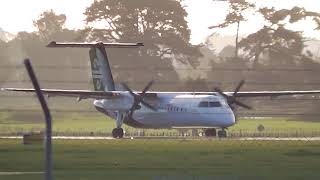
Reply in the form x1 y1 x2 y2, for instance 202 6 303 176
209 101 221 107
198 101 221 108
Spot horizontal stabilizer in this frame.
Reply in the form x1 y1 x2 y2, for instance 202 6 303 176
47 41 144 48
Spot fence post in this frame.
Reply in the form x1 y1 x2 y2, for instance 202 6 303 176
24 59 53 180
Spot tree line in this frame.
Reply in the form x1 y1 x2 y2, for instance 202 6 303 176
0 0 320 93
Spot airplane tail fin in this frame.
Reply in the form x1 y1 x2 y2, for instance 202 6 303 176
47 41 143 91
89 46 114 91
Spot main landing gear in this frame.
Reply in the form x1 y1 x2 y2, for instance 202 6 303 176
112 128 124 138
204 128 216 137
204 128 227 138
112 111 126 138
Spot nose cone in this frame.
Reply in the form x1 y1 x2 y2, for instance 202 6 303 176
225 112 236 127
230 113 236 126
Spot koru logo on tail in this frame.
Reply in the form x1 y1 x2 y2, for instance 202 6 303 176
96 79 102 89
92 57 99 70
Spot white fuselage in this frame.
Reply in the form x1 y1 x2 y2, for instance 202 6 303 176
93 94 236 129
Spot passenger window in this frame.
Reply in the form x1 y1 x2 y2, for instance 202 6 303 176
198 101 208 107
209 101 221 107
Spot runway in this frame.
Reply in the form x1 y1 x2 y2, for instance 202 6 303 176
1 136 320 141
238 137 320 141
0 172 43 176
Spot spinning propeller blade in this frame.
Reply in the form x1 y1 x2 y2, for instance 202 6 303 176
214 80 252 110
121 80 157 119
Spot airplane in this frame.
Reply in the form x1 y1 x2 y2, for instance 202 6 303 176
2 41 320 138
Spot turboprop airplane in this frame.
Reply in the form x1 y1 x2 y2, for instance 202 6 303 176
3 41 320 138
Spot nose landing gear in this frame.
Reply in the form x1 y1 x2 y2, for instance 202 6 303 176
204 128 217 137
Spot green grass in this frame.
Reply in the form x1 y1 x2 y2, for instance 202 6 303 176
1 111 320 136
0 112 117 134
0 139 320 180
229 117 320 133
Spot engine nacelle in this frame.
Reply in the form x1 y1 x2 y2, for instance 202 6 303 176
93 95 133 111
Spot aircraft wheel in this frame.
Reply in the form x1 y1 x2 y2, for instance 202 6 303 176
217 130 227 138
112 128 118 138
112 128 124 138
118 128 124 138
204 128 216 137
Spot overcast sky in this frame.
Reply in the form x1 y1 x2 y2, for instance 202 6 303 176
0 0 319 44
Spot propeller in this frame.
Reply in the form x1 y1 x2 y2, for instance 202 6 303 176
214 80 252 110
121 80 157 118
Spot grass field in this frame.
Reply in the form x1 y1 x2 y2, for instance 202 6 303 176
0 139 320 180
1 111 320 137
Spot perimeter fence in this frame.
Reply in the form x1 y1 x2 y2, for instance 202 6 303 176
1 128 320 138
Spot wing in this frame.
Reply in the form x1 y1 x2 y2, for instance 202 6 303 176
1 88 121 99
226 90 320 97
145 91 320 97
3 88 320 99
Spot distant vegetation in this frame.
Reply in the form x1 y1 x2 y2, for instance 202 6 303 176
1 0 320 119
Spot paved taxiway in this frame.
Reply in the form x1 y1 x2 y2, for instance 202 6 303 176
1 136 320 141
0 172 43 175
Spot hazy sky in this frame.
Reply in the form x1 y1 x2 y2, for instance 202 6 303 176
0 0 319 44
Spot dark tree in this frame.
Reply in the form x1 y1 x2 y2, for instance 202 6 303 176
5 10 87 89
239 6 320 67
209 0 255 58
240 25 305 67
0 40 11 85
83 0 201 90
33 10 67 41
